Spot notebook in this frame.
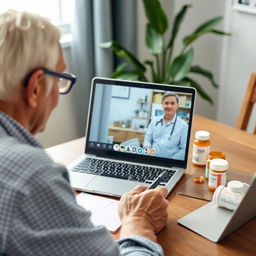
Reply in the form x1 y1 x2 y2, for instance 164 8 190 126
76 193 121 232
68 77 196 197
178 174 256 242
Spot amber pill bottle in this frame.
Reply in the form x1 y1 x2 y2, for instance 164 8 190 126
192 131 211 166
205 151 226 179
208 158 228 191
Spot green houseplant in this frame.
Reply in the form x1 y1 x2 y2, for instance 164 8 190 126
101 0 230 104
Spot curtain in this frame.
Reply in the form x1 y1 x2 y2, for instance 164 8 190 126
71 0 137 136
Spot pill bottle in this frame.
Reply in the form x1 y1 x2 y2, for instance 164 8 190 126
192 131 211 166
205 151 225 179
212 181 249 211
208 158 228 191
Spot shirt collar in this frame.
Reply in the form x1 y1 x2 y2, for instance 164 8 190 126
0 111 42 148
162 113 177 125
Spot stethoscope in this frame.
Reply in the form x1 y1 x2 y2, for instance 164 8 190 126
155 114 178 140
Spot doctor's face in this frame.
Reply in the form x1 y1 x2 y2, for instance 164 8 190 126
162 96 179 119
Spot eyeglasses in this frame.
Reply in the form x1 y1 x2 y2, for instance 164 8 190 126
23 68 77 94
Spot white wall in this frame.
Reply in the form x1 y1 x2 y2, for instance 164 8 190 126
217 0 256 132
174 0 226 119
109 87 152 126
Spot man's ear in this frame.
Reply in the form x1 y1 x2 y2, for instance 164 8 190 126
24 69 44 108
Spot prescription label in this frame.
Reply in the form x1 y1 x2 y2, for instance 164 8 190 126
192 145 210 165
208 172 227 189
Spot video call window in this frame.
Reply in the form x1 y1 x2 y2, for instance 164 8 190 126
88 83 193 161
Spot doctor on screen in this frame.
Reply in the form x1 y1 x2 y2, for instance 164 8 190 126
143 91 188 160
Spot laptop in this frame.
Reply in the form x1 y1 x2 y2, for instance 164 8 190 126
178 174 256 242
68 77 196 197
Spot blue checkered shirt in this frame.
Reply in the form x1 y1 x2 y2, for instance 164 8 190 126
0 112 163 256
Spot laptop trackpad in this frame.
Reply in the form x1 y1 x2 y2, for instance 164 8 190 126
85 176 141 197
68 172 95 191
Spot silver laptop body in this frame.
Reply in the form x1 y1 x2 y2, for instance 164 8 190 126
68 77 196 197
178 174 256 242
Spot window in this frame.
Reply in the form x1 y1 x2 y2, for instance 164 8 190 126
0 0 74 44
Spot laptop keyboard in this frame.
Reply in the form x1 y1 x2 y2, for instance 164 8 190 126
71 157 175 185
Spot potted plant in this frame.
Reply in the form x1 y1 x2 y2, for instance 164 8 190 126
101 0 230 104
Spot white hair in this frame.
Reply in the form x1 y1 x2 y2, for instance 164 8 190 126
0 10 61 100
162 91 179 104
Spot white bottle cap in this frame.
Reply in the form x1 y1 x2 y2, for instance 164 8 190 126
227 180 244 193
212 185 225 206
210 158 228 171
243 183 250 193
195 130 210 140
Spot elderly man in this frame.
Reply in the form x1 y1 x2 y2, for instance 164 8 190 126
0 10 168 256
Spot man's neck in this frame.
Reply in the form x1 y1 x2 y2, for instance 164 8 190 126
164 114 175 123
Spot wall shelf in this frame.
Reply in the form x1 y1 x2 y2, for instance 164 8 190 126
232 2 256 15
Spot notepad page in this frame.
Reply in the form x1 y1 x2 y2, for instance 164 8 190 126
76 193 121 232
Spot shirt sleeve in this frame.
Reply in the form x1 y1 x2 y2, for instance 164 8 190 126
143 120 154 147
7 162 163 256
117 236 164 256
172 120 188 160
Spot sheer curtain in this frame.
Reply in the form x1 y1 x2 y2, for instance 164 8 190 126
71 0 137 136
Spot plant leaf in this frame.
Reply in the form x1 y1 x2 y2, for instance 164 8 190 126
194 16 222 34
190 65 218 88
210 29 232 36
100 41 146 73
142 0 168 34
168 48 194 81
183 16 223 46
111 62 129 78
169 80 189 86
184 76 213 104
167 4 192 49
182 34 198 46
116 62 128 72
111 70 142 81
146 24 163 55
145 60 161 82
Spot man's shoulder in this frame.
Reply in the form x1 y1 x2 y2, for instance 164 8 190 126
177 116 188 127
0 135 50 166
0 136 66 192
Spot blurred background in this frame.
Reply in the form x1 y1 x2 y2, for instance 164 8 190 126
1 0 255 147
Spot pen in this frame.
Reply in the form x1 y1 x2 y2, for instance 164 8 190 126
146 171 168 190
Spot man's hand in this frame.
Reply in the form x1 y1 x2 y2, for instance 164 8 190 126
118 185 169 242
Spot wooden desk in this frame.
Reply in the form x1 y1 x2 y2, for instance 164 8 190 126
46 115 256 256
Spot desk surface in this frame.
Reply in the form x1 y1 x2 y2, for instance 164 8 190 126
46 115 256 256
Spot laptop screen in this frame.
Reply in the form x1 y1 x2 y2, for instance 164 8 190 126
85 78 196 168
